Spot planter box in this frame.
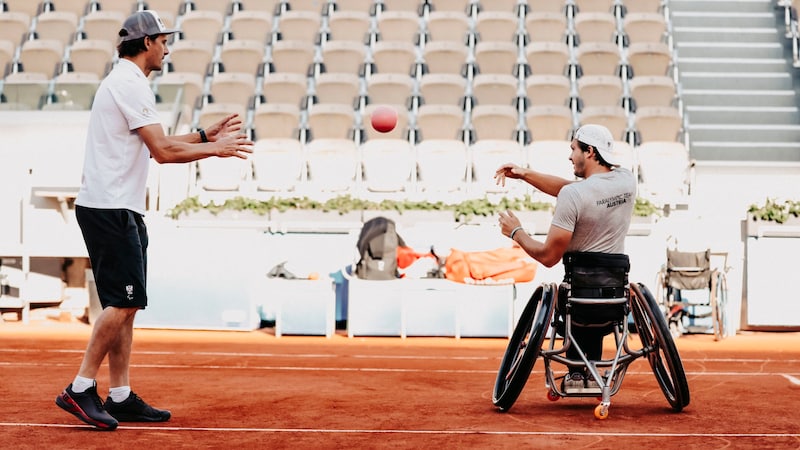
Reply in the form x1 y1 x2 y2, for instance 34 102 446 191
743 214 800 238
628 214 658 236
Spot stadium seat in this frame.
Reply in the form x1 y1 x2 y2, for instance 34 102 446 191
67 38 114 78
93 0 137 15
142 0 184 17
366 73 415 107
427 0 472 14
415 103 465 141
623 0 664 14
284 0 329 13
471 73 519 107
634 106 683 143
312 72 360 105
1 72 49 109
187 0 230 13
327 10 371 42
574 11 617 44
577 74 623 109
307 102 356 140
376 10 421 42
209 72 257 106
228 10 273 42
526 140 576 184
576 41 621 76
276 10 321 42
252 103 302 140
524 12 567 43
48 0 90 17
629 75 676 108
426 11 471 43
220 39 266 74
470 104 519 141
478 0 519 13
333 0 375 13
475 11 518 43
419 73 467 106
579 105 629 141
195 156 251 192
623 12 668 44
360 138 415 193
251 138 305 193
261 71 309 106
80 10 125 40
197 102 248 130
525 74 571 107
415 139 468 193
0 11 31 44
178 10 224 44
167 39 214 75
525 105 574 141
18 39 64 78
627 41 673 77
3 0 44 17
637 141 693 207
470 138 525 195
370 40 417 75
320 39 367 74
422 40 468 74
362 104 410 141
33 11 79 46
48 72 100 110
154 71 205 110
524 41 570 75
573 0 616 14
305 138 360 193
0 40 16 74
268 39 315 74
612 139 637 173
236 0 282 13
474 40 518 76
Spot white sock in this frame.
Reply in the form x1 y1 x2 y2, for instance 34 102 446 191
71 375 94 393
108 386 132 403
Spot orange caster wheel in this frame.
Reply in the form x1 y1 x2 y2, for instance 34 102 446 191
546 391 560 402
594 404 609 420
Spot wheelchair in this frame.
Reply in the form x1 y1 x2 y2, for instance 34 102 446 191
493 252 690 420
655 248 729 340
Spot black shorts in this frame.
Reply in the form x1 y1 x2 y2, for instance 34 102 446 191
76 205 148 309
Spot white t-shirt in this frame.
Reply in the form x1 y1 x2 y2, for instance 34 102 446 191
551 167 637 254
75 59 161 215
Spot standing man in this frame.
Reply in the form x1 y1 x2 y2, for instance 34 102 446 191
495 124 636 392
55 10 254 430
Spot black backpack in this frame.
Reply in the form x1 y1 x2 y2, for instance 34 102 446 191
355 216 405 280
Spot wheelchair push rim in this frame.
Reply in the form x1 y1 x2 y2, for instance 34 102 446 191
492 283 556 412
630 282 691 411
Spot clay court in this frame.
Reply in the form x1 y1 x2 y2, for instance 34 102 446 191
1 320 798 449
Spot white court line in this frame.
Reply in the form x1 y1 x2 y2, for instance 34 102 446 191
0 422 798 438
783 374 800 386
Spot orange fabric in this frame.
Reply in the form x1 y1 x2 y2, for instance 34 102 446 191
396 246 435 269
445 247 538 283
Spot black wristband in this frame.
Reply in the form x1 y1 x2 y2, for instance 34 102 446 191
199 129 208 143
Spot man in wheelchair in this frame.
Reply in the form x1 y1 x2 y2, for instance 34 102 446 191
495 124 636 394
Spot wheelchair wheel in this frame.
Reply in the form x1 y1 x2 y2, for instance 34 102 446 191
711 272 727 341
629 282 690 411
492 283 556 412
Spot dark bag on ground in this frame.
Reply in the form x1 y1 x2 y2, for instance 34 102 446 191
355 216 405 280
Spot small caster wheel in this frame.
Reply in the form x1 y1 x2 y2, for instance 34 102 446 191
594 404 609 420
546 391 560 402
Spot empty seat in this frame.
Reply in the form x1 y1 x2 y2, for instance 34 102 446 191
228 10 273 42
142 0 185 16
261 71 309 106
470 138 525 194
623 12 667 44
33 11 79 45
525 105 574 141
366 73 414 106
269 39 315 74
423 40 468 74
574 11 617 43
209 72 257 106
360 138 415 192
49 71 99 110
283 0 329 13
1 72 50 109
475 11 517 43
426 11 471 43
370 40 417 75
94 0 137 15
524 0 565 14
197 102 249 130
525 74 571 107
577 74 623 109
427 0 472 14
220 39 266 74
526 139 575 185
0 11 32 44
313 72 360 105
334 0 375 12
524 41 570 75
196 156 250 192
471 73 519 107
236 0 283 13
623 0 663 14
276 10 321 41
380 0 423 13
634 106 683 143
376 10 420 42
320 40 366 74
3 0 44 17
479 0 519 13
627 42 673 77
327 10 371 42
68 38 114 78
18 39 64 78
252 102 302 139
167 39 214 74
307 102 356 140
629 75 676 108
612 139 636 173
524 12 567 43
251 138 305 192
470 104 519 141
0 40 16 74
573 0 616 13
188 0 231 12
579 105 628 141
415 139 468 193
178 10 224 43
155 71 205 109
576 41 621 76
415 103 464 140
362 103 410 141
636 141 692 206
474 40 518 75
81 10 125 40
305 138 359 192
419 73 467 106
48 0 90 17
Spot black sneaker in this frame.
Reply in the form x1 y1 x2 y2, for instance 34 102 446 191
55 383 119 431
105 392 171 422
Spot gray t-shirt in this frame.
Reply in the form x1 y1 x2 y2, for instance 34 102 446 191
551 167 637 253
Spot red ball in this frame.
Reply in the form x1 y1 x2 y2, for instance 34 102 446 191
370 106 397 133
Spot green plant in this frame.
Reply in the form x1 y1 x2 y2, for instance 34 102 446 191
633 197 661 218
748 198 800 224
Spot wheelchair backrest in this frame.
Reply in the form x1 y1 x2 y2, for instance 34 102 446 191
562 252 630 298
666 249 711 290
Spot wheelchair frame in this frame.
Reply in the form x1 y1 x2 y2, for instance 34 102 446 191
493 282 690 420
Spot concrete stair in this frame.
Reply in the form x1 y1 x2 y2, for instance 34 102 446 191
669 0 800 161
